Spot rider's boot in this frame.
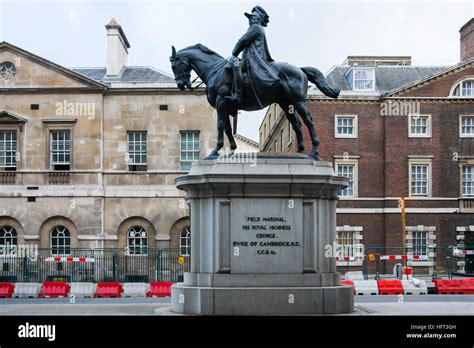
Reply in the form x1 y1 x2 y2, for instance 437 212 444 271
225 89 242 104
225 56 243 104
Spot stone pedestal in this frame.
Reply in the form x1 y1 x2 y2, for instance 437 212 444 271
171 155 354 315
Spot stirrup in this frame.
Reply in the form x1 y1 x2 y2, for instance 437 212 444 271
225 94 242 104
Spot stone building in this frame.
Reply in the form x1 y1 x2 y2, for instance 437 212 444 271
0 19 215 256
260 18 474 274
233 133 259 153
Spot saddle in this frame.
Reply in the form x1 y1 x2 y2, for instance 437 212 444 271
225 60 282 110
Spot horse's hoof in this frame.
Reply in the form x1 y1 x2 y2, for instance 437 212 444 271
205 150 220 160
308 150 321 161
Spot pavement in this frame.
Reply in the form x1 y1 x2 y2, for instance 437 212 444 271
354 295 474 316
0 298 170 316
0 295 473 315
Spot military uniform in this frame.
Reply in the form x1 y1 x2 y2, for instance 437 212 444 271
226 6 280 104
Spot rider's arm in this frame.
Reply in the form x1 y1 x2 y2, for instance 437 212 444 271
231 24 262 57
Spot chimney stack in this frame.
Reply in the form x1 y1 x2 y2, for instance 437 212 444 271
460 18 474 61
105 18 131 76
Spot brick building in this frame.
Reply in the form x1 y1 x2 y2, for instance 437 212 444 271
260 18 474 274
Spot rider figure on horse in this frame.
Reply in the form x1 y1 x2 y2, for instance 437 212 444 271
225 5 280 105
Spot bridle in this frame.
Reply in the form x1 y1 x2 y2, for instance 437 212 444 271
173 55 231 90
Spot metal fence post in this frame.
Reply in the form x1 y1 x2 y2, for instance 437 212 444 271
22 255 28 282
113 252 118 282
375 252 380 280
362 256 368 280
156 249 161 282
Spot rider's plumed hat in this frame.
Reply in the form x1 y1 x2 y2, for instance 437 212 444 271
244 5 270 27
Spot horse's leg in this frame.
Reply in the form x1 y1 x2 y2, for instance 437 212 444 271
294 101 321 160
205 98 227 159
279 103 304 152
224 113 237 153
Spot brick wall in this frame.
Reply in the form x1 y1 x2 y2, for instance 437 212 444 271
301 65 474 274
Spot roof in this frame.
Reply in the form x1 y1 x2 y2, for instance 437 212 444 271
384 57 474 96
460 18 474 33
0 41 181 90
234 133 259 148
324 65 448 94
0 41 107 89
72 66 175 85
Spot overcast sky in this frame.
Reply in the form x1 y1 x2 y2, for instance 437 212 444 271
1 0 473 141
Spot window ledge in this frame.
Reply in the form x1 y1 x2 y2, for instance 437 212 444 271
155 235 171 241
407 261 434 267
408 135 432 138
42 118 77 124
337 260 363 267
23 235 40 240
333 155 360 159
335 135 358 139
407 155 434 159
353 88 376 92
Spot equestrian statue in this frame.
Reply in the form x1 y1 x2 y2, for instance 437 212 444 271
170 5 340 160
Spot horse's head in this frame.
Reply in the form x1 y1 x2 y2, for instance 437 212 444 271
170 46 192 91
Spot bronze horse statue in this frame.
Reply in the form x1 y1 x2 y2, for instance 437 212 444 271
169 44 339 160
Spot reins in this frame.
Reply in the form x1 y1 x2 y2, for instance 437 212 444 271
188 57 232 90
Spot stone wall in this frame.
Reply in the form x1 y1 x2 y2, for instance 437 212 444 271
0 45 215 251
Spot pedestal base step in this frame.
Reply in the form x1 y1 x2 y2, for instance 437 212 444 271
171 284 354 315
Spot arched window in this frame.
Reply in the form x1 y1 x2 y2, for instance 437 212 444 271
452 79 474 97
179 226 191 256
127 226 148 255
50 226 70 255
0 225 17 246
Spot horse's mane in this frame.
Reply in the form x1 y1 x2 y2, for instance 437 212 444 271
182 44 224 59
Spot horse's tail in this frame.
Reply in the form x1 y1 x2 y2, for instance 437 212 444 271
301 66 340 99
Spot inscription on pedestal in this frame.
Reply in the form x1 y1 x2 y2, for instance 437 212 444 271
230 198 303 273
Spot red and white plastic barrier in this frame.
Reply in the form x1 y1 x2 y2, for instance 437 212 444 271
402 279 428 295
147 282 172 297
336 257 356 261
377 280 404 295
39 282 70 298
380 255 428 261
45 257 95 262
454 249 474 255
434 278 474 294
353 280 379 295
